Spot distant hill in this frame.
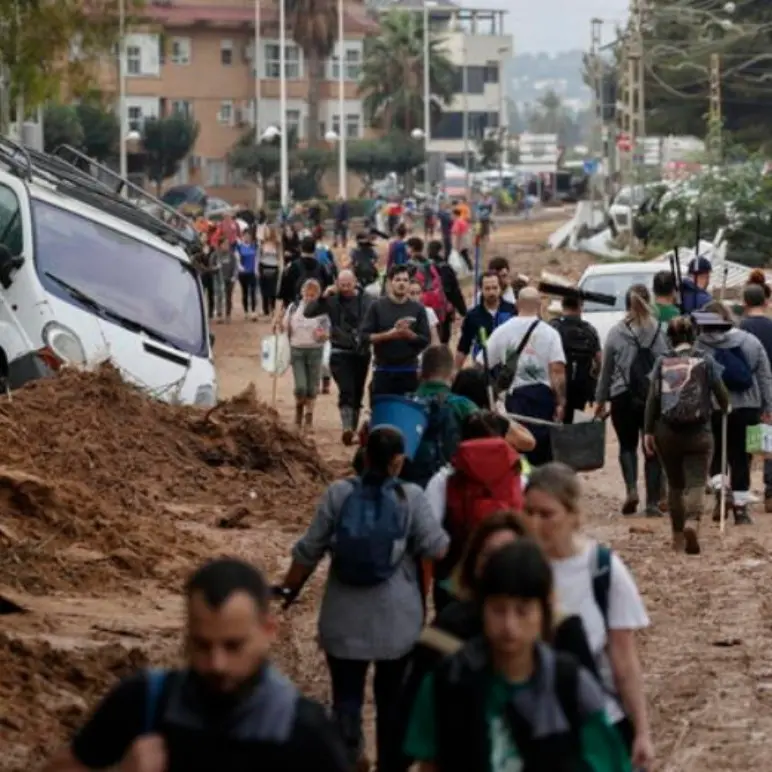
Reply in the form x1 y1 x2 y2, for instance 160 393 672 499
506 50 591 111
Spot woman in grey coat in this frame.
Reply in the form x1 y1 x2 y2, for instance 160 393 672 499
595 284 669 516
699 300 772 524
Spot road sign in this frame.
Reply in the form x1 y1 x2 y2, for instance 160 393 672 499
517 133 559 174
583 159 600 175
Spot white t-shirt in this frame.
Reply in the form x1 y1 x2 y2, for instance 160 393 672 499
502 286 516 305
426 306 439 329
425 465 452 523
551 540 649 723
480 316 565 392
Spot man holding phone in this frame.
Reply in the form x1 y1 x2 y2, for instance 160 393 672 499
360 264 431 399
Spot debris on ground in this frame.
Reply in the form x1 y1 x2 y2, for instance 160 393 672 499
0 366 331 594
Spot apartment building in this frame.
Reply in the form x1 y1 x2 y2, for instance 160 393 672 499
377 0 511 168
104 0 378 200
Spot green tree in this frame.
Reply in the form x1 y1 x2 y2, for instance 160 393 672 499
346 139 394 193
228 133 282 199
42 103 84 153
287 0 337 146
140 115 199 193
291 146 333 199
76 101 119 162
477 136 503 169
359 9 455 133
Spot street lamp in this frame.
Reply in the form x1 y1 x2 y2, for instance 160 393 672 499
336 0 346 199
422 0 437 199
410 128 425 140
126 129 141 143
325 129 346 197
118 0 128 182
278 0 289 210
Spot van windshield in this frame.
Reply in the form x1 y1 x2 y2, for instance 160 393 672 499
580 273 655 313
31 199 206 357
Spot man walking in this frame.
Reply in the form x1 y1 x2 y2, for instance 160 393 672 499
361 264 431 399
305 269 374 444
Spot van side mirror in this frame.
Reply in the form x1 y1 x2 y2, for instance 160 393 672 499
0 244 24 289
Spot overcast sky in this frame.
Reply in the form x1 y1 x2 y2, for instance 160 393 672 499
465 0 629 53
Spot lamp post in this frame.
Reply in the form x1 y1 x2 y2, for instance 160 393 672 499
253 0 262 207
278 0 289 210
324 129 346 197
422 0 437 199
337 0 346 199
118 0 128 181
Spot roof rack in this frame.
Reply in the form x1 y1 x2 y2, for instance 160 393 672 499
0 137 200 252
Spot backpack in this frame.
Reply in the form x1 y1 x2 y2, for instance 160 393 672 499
351 246 378 286
625 323 660 410
144 669 168 734
659 352 712 427
553 317 599 404
402 394 464 488
331 477 409 587
315 244 333 268
494 319 540 396
388 239 408 268
591 544 612 628
710 345 753 392
413 261 448 321
293 258 328 300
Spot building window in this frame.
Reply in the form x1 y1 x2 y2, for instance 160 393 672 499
331 115 341 136
264 43 301 79
484 62 499 84
433 111 499 140
170 37 191 65
286 109 301 137
126 46 141 75
218 101 234 125
205 159 227 187
345 49 361 81
127 106 143 132
345 114 360 139
171 100 193 119
221 39 233 66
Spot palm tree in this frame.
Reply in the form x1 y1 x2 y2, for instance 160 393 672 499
287 0 337 146
359 9 455 134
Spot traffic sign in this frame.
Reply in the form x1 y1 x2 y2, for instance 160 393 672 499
583 159 599 175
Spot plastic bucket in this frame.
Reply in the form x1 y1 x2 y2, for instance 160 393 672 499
550 419 606 472
371 396 428 460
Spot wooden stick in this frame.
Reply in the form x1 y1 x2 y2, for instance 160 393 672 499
720 410 728 534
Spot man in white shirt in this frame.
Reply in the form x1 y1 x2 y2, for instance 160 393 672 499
481 286 566 465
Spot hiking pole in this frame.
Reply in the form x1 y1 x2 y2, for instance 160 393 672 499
476 328 495 409
719 409 728 535
271 334 280 410
719 260 729 302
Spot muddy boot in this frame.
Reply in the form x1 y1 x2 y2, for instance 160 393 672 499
340 406 355 446
712 489 732 522
304 405 315 433
619 450 639 515
644 455 664 517
321 377 331 395
765 496 772 514
672 531 686 553
294 400 304 430
683 521 701 555
734 503 753 525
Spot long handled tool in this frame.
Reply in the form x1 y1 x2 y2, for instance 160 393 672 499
476 328 495 409
719 410 728 535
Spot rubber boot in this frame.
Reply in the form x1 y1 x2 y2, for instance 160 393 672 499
340 406 355 446
644 456 664 517
683 521 701 555
304 402 315 434
294 400 304 430
619 450 639 515
332 710 364 770
734 503 753 525
672 532 686 552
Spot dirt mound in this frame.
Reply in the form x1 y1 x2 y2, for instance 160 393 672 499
0 366 331 594
0 632 149 770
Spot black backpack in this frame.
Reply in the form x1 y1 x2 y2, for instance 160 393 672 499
293 257 329 300
624 323 660 410
552 317 599 404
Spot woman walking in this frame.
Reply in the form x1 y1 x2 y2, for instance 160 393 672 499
595 284 668 516
282 278 330 431
643 316 729 554
236 229 259 320
258 224 280 318
698 300 772 524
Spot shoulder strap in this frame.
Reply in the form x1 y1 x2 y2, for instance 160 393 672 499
553 653 582 738
512 319 540 361
592 544 612 628
144 669 168 734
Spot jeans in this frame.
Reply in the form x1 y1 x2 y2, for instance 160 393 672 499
334 222 348 246
710 407 759 496
238 272 258 314
290 346 324 398
217 279 235 319
201 273 215 319
506 383 556 467
330 351 370 411
765 458 772 499
370 369 419 404
258 265 279 316
325 654 411 772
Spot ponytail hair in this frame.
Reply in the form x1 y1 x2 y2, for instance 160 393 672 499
625 283 654 327
748 268 771 300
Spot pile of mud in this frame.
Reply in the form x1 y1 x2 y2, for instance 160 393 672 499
0 366 332 594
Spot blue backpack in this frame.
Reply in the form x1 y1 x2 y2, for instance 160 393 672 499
711 345 753 392
315 244 334 267
331 478 409 587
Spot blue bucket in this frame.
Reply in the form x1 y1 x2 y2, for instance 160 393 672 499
371 395 428 459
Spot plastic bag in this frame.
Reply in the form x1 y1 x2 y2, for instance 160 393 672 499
261 334 290 375
364 279 382 297
322 340 331 375
449 249 470 279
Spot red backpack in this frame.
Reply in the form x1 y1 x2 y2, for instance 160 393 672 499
445 438 523 544
413 260 448 321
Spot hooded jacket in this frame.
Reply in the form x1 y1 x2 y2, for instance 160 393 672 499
596 318 669 402
436 437 522 582
680 277 713 313
697 327 772 412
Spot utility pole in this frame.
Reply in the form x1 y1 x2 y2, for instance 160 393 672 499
590 18 603 213
708 52 722 164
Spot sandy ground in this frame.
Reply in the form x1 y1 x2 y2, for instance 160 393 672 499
3 217 772 772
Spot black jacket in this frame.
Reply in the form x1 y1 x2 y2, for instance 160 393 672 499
304 291 374 353
436 261 467 317
278 256 333 306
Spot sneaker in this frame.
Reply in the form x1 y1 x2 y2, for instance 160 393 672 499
621 491 639 516
734 505 753 525
683 525 701 555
